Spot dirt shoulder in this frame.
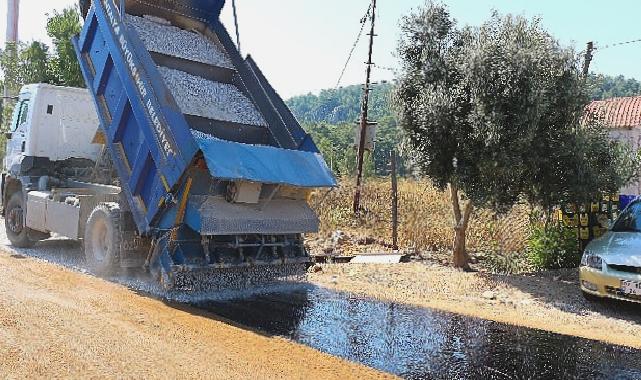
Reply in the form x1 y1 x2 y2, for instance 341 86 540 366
308 262 641 349
0 250 393 379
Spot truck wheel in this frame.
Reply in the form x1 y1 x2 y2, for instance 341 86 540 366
5 192 36 248
84 203 121 276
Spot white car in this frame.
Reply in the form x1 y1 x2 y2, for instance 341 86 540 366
580 200 641 303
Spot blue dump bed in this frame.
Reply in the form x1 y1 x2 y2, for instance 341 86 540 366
73 0 335 234
73 0 336 289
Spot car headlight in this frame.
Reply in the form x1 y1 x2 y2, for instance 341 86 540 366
580 251 603 270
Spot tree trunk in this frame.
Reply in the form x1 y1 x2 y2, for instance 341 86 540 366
450 184 473 270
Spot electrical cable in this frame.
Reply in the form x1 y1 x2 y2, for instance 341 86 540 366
335 3 373 89
232 0 242 55
596 38 641 51
373 63 397 73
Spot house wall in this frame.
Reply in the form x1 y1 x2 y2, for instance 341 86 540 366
609 128 641 195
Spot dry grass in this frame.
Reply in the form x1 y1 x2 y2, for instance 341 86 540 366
310 178 531 255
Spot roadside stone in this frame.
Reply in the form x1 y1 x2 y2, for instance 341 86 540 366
332 230 349 245
482 291 496 300
307 264 323 274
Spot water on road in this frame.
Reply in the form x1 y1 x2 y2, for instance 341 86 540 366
195 287 641 379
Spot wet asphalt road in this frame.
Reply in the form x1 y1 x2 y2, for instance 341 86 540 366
195 287 641 380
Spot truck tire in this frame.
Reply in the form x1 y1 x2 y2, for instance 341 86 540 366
5 192 37 248
84 203 121 276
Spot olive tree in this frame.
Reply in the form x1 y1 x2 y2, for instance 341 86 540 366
395 3 638 269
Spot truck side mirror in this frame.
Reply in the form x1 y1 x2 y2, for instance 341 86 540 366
4 132 12 140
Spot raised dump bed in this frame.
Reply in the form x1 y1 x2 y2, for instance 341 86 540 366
72 0 335 289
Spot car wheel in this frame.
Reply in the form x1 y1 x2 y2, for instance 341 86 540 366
582 290 602 302
84 203 121 276
5 192 37 248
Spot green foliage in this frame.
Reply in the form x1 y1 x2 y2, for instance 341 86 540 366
19 41 53 84
1 43 21 131
549 123 641 206
526 225 581 270
484 252 533 274
393 2 638 213
288 84 404 177
303 122 376 177
588 74 641 100
46 7 85 88
1 44 21 95
287 83 395 124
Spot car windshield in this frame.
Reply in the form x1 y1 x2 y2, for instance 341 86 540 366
611 201 641 233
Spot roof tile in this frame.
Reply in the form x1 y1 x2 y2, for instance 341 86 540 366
586 96 641 128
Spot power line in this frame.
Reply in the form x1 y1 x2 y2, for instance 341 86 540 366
596 38 641 51
232 0 241 55
372 63 396 73
335 3 372 89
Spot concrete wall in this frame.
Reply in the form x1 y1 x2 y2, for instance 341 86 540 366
609 128 641 195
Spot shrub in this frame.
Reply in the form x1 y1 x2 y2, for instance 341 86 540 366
526 224 581 270
484 252 533 274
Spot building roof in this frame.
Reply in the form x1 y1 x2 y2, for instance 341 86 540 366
586 95 641 129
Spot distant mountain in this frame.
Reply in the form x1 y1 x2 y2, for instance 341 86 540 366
286 75 641 126
286 75 641 178
286 83 401 177
286 82 396 125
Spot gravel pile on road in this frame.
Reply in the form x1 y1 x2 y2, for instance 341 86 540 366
159 66 267 126
125 14 234 69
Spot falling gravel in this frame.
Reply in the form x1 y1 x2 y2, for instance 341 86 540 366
159 66 267 126
125 14 234 69
0 220 307 303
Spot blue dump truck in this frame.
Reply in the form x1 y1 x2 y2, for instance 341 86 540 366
1 0 336 290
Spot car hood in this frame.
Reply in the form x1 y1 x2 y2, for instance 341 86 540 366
587 232 641 266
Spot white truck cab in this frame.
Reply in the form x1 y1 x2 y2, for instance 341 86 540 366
4 84 101 174
1 84 124 252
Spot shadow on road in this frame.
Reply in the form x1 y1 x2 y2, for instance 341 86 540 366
478 268 641 324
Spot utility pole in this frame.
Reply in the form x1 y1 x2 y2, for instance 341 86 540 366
583 41 594 78
390 150 398 250
353 0 377 214
5 0 19 45
3 0 20 124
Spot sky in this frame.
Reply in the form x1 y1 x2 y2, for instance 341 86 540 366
1 0 641 98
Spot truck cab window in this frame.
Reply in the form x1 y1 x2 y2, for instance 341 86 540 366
12 100 30 132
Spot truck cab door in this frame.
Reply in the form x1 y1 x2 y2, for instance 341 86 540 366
4 99 30 174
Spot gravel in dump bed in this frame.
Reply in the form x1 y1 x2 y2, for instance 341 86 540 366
159 66 267 127
125 14 234 69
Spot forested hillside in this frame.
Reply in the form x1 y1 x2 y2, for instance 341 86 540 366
588 74 641 100
287 83 402 177
288 75 641 177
